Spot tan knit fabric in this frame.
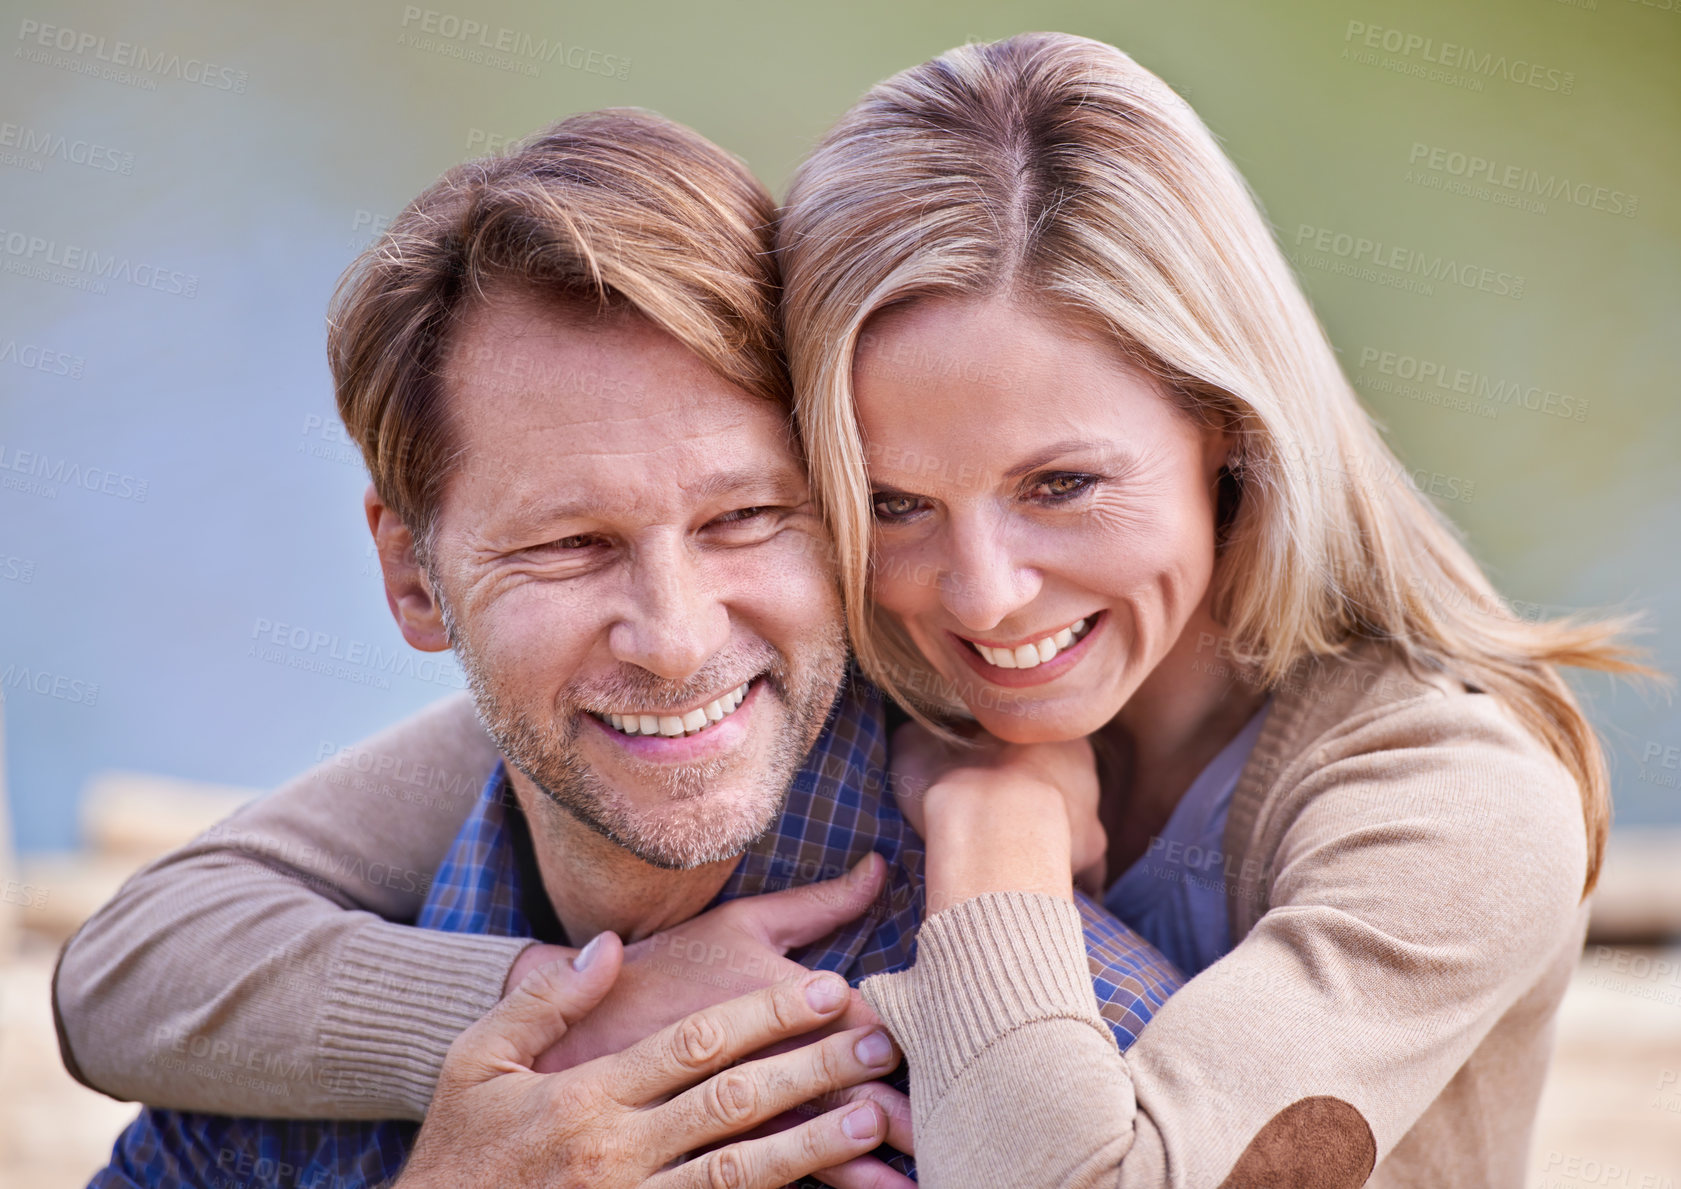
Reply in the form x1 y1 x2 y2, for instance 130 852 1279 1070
54 644 1591 1188
54 694 519 1119
860 644 1591 1187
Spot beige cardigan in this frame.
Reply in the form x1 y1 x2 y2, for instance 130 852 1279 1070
54 644 1590 1185
862 645 1590 1187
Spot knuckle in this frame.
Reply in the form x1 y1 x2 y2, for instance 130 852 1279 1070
765 983 802 1034
700 1147 752 1189
810 1037 848 1087
672 1013 728 1070
706 1068 759 1127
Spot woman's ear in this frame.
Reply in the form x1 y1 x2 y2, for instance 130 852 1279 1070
364 483 450 652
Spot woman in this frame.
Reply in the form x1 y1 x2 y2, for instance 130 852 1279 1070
773 33 1643 1187
57 32 1641 1188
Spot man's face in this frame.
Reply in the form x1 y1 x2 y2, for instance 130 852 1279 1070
427 292 846 869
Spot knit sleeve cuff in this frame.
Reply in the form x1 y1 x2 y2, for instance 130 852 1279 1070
860 891 1117 1105
315 922 537 1119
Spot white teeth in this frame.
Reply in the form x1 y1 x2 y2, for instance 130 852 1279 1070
968 618 1094 672
603 682 753 739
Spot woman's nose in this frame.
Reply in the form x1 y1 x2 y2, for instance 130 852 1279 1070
936 521 1042 634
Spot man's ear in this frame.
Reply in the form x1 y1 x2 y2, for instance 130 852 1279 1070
364 484 450 652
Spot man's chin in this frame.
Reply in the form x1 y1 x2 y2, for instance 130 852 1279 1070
549 770 786 870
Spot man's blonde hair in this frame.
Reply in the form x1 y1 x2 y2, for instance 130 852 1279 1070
329 107 787 553
778 32 1645 894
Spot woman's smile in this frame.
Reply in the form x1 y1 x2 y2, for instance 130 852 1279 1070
948 611 1104 687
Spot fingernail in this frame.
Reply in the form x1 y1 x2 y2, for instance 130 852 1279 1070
804 972 847 1012
841 1104 880 1142
854 1030 893 1067
572 933 605 971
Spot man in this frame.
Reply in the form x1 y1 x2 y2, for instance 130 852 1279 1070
65 109 1179 1187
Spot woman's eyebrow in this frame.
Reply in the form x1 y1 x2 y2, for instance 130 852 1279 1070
1002 439 1124 480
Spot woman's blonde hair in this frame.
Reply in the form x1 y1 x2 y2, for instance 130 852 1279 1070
778 31 1647 894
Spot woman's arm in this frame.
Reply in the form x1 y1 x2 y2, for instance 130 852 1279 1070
864 694 1590 1187
52 694 522 1121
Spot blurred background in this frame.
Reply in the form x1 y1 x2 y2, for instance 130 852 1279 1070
1 0 1676 1183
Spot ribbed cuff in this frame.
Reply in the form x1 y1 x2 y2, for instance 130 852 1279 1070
316 922 535 1119
860 891 1115 1106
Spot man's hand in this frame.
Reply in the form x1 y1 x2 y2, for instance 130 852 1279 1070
506 854 892 1071
499 855 915 1186
401 937 910 1189
889 722 1106 908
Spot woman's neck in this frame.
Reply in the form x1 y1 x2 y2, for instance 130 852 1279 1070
1097 598 1267 872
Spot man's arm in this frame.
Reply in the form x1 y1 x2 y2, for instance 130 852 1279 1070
53 694 520 1120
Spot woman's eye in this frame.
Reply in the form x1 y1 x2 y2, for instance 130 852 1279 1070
872 493 923 520
715 506 769 524
1032 473 1096 502
553 534 598 550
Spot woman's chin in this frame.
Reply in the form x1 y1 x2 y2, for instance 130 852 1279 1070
969 697 1118 745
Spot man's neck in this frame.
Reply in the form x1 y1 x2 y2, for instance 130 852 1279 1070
505 767 740 946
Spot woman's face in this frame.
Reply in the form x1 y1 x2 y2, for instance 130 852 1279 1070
853 296 1229 743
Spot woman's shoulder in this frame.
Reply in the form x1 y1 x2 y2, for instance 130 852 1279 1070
1240 642 1585 885
1228 644 1588 956
1261 641 1575 795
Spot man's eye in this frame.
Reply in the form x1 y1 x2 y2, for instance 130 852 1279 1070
713 506 771 525
1031 474 1096 502
552 534 598 550
872 493 923 520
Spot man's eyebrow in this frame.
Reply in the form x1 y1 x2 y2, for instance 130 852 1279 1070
685 466 807 503
495 492 617 535
493 467 806 535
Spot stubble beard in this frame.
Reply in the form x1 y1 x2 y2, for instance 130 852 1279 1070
442 598 847 870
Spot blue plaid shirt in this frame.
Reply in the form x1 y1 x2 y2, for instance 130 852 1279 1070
93 678 1182 1188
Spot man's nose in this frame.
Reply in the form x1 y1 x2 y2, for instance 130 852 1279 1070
936 515 1042 634
609 539 730 682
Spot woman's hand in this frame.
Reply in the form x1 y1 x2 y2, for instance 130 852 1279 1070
889 721 1108 912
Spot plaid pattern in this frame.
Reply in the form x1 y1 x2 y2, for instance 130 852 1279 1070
93 677 1183 1187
